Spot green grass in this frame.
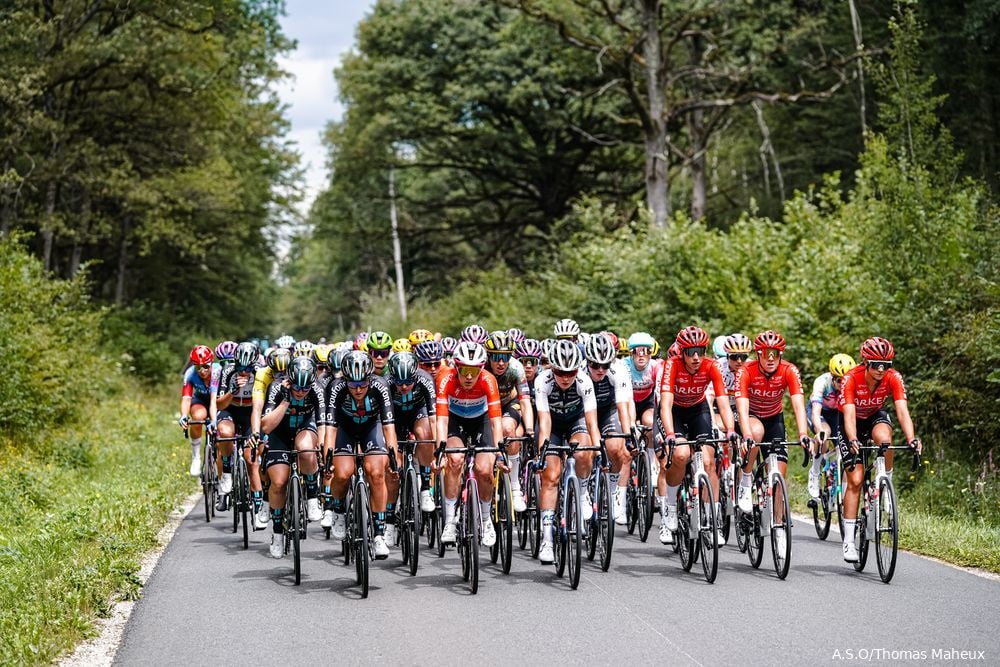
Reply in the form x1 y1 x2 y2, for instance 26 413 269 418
0 388 195 665
786 456 1000 573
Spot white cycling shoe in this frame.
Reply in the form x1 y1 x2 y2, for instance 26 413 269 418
255 502 270 530
373 535 390 560
383 523 397 547
441 521 458 545
269 532 284 559
581 489 594 522
807 470 821 499
664 505 678 531
320 509 334 528
613 488 627 526
481 520 497 547
512 490 527 513
331 512 347 540
737 484 753 513
189 456 201 477
306 498 322 522
843 541 859 562
539 541 554 564
219 473 233 494
419 489 436 513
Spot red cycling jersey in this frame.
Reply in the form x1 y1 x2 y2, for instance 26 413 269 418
734 360 803 419
839 364 907 420
660 357 727 408
435 367 502 420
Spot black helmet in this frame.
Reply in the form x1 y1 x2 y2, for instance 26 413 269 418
342 350 373 382
234 342 259 370
288 356 316 390
388 352 418 384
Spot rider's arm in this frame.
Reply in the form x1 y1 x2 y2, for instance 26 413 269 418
659 389 675 437
260 382 289 434
790 393 809 440
839 374 858 443
895 398 917 445
734 366 752 438
534 374 551 444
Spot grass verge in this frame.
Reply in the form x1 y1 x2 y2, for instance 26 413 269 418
0 387 195 665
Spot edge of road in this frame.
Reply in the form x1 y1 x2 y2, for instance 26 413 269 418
58 491 201 667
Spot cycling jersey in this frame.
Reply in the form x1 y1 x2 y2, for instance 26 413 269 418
734 360 803 419
839 365 907 420
534 369 596 423
325 376 395 434
660 357 727 408
719 361 737 395
591 360 632 412
252 366 287 402
486 358 530 407
182 364 220 404
390 368 436 423
623 357 664 404
435 368 502 420
217 364 256 407
263 380 324 436
809 372 841 410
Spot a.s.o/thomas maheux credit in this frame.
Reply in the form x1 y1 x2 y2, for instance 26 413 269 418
831 648 988 661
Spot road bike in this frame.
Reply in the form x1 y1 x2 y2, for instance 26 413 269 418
806 431 844 541
735 438 800 579
625 424 656 541
278 447 321 585
187 420 218 523
395 437 436 576
491 436 530 574
667 435 727 584
214 432 255 549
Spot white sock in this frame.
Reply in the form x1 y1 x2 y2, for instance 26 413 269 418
541 510 554 543
665 485 679 507
509 455 521 492
609 472 619 487
657 495 667 518
843 519 857 545
190 439 201 458
444 497 457 524
740 472 752 487
811 456 821 474
479 499 491 522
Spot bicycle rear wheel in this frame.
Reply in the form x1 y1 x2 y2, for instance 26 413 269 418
289 478 302 585
854 510 869 572
586 475 598 562
698 475 718 583
202 445 214 523
566 477 583 590
626 465 638 535
875 477 898 583
238 458 250 549
813 483 831 540
354 483 371 598
677 485 695 572
529 473 541 559
636 452 652 542
516 468 530 550
719 469 732 545
403 468 420 576
598 472 614 572
554 491 566 578
746 475 765 569
497 472 513 574
770 475 791 580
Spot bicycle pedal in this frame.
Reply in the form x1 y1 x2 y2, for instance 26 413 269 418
807 499 817 510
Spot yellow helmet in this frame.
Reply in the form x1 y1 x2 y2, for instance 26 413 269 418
408 328 434 346
829 353 857 378
651 338 661 357
313 344 333 364
392 338 413 353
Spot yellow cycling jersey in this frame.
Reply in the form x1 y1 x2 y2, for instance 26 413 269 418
252 366 274 402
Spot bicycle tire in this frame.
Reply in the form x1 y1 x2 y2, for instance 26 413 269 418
202 444 213 523
497 472 513 574
289 478 302 585
598 472 614 572
814 482 831 540
719 471 732 545
770 474 791 580
735 505 749 553
677 483 695 572
529 473 541 559
746 474 765 569
586 475 598 562
875 476 898 583
355 483 370 597
554 485 566 578
626 467 638 535
238 457 250 549
636 452 651 542
698 474 719 583
434 471 445 557
232 461 240 535
855 509 869 572
566 477 583 590
404 468 420 576
342 486 353 565
466 478 481 594
516 469 529 550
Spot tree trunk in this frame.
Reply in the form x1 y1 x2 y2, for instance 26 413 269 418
68 189 90 278
42 178 57 272
642 0 670 227
687 34 707 221
388 165 407 323
115 214 131 305
848 0 867 136
0 158 12 238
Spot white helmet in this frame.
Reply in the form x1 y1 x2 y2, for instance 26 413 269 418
553 318 580 339
585 333 616 365
550 339 582 372
453 341 487 367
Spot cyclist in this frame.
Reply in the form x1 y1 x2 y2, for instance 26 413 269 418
460 324 489 345
366 331 393 377
553 318 580 343
383 351 438 544
658 326 737 545
408 328 434 348
210 342 261 515
250 347 291 528
415 339 446 376
215 341 237 369
435 341 504 548
807 353 856 499
484 331 534 513
734 330 811 557
515 338 543 404
583 332 634 524
179 345 220 477
712 333 752 431
323 350 397 559
260 357 325 559
441 336 458 364
534 340 602 563
623 332 664 448
839 337 921 562
391 338 412 354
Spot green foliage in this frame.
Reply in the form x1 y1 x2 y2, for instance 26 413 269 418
0 389 194 665
0 238 117 433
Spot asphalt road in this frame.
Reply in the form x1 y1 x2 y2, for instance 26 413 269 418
115 502 1000 666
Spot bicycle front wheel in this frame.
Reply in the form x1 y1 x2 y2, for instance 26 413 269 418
466 478 481 594
875 476 899 583
497 472 513 574
403 468 420 576
598 472 614 572
770 474 791 580
677 485 695 572
625 465 638 535
746 475 765 569
289 478 302 585
237 458 250 549
698 474 718 584
354 483 371 597
566 477 583 590
586 475 598 563
529 473 541 559
636 452 652 542
814 482 831 540
202 447 214 523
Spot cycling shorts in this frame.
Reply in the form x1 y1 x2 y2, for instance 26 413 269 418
447 412 495 449
672 400 713 441
334 422 387 454
597 407 621 436
750 412 787 463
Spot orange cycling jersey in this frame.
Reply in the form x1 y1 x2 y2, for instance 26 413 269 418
660 357 727 408
734 360 803 419
839 364 907 420
435 367 502 420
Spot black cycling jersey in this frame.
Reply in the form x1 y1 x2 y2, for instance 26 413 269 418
390 368 435 418
218 364 258 404
325 376 395 435
263 380 324 433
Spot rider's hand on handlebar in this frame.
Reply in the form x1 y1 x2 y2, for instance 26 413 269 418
799 434 811 450
849 439 861 455
908 438 923 455
178 415 190 430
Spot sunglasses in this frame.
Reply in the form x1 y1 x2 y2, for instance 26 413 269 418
291 385 311 393
588 362 610 370
196 363 212 371
867 360 893 371
520 357 538 366
553 368 578 378
369 348 390 359
457 365 482 379
488 353 511 363
683 347 706 357
760 348 781 360
728 353 749 362
393 379 415 387
347 380 369 390
631 347 650 355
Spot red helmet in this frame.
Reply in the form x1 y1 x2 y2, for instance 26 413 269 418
753 330 786 353
190 345 214 365
667 342 682 360
860 336 895 361
602 331 619 348
675 325 710 349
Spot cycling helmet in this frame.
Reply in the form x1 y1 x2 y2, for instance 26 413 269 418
342 350 374 382
267 347 291 373
275 335 295 350
753 330 786 353
408 328 434 346
441 336 458 355
712 335 728 359
627 332 655 350
263 346 275 359
667 342 682 360
460 324 488 344
515 338 543 360
507 328 526 345
829 353 857 377
415 340 444 364
485 331 514 354
550 339 583 372
190 345 214 365
313 344 333 366
354 332 369 351
616 336 629 358
293 340 315 358
553 318 580 339
367 330 393 351
860 337 894 361
724 333 753 354
541 338 557 361
676 326 710 350
453 341 487 367
234 342 259 369
214 341 237 360
388 352 418 384
601 331 619 348
391 338 413 353
331 348 349 372
288 356 316 389
651 338 660 357
585 333 617 365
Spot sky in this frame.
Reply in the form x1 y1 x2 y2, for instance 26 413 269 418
273 1 375 216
